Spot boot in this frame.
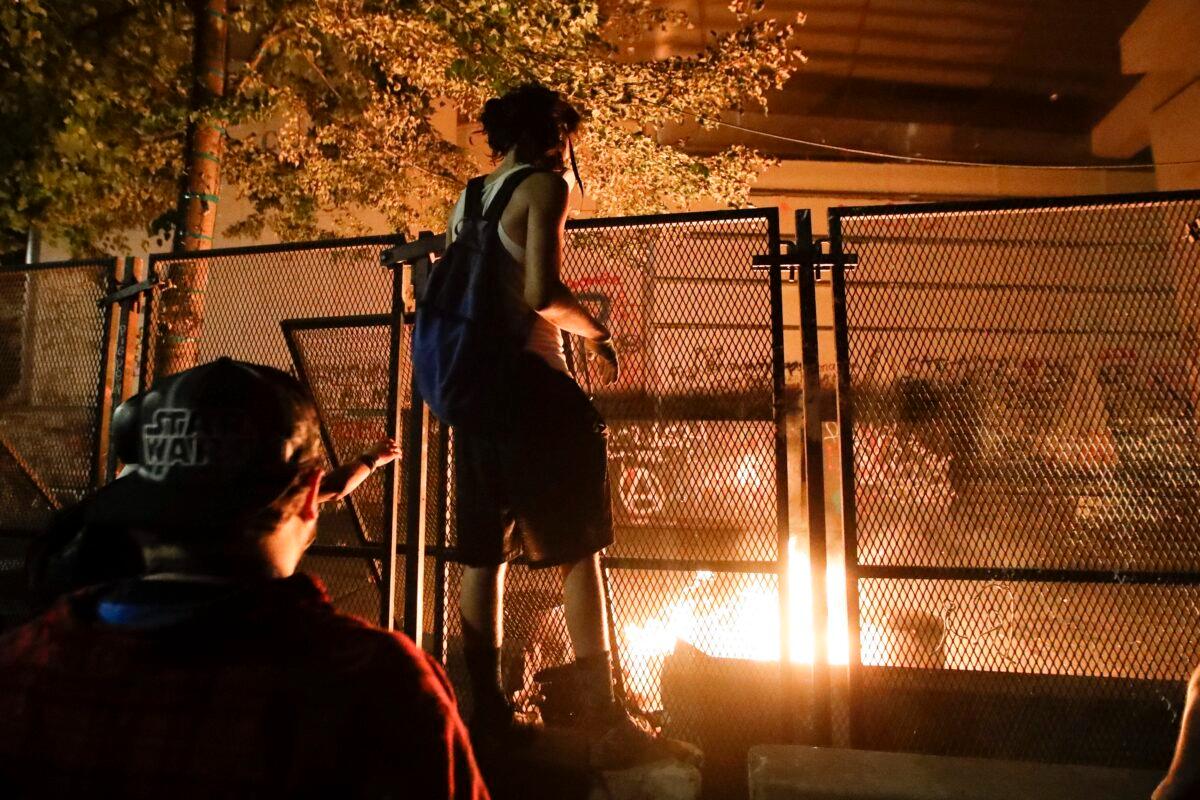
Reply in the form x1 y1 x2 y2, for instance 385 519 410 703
535 653 664 770
464 642 540 747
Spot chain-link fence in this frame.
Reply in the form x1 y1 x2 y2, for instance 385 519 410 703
416 208 810 797
144 238 406 626
0 214 823 794
0 258 120 535
0 256 122 627
11 190 1199 786
827 190 1200 768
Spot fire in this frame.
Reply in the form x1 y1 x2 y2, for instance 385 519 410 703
621 538 850 711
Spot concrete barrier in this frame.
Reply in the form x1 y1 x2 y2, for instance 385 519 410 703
748 746 1163 800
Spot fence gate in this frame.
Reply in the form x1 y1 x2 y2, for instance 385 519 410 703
827 190 1200 767
138 237 409 629
414 207 830 796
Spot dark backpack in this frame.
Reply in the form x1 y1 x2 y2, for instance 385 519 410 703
413 166 541 430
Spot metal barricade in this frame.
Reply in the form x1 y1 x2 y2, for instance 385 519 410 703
141 238 406 628
418 208 818 795
827 190 1200 767
0 257 122 535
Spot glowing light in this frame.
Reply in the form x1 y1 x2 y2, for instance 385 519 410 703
621 535 851 711
734 454 763 488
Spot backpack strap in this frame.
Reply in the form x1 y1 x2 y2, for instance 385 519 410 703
483 166 544 226
463 175 487 221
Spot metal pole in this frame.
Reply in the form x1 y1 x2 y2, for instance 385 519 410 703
430 420 450 661
120 259 147 397
828 211 862 746
24 229 40 265
138 258 165 393
104 257 147 482
92 259 124 489
381 250 406 632
18 240 40 406
796 210 833 745
765 210 803 743
402 391 428 645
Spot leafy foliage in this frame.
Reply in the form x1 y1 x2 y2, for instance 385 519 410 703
1 0 803 253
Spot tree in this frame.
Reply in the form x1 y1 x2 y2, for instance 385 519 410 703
156 0 229 377
1 1 193 255
1 0 803 255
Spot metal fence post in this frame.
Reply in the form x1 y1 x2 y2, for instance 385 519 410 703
402 375 428 644
765 215 798 743
429 420 450 660
120 258 147 401
138 258 166 393
102 257 148 483
795 210 833 745
827 211 861 747
381 251 407 633
394 248 429 644
92 258 123 489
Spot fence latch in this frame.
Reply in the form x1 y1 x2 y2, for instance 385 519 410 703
97 274 166 308
752 239 858 280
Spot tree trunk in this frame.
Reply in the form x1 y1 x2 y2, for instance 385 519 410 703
154 0 227 380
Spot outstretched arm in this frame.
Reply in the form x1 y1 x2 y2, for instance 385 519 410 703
318 438 400 503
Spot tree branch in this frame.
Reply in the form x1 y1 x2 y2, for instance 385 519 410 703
231 22 294 92
302 51 342 100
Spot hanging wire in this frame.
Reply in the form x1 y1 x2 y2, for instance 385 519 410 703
483 41 1195 173
633 98 1200 172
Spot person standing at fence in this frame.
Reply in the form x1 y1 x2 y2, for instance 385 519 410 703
439 84 652 765
0 358 488 799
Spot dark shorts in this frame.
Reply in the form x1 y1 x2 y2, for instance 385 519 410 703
453 354 614 568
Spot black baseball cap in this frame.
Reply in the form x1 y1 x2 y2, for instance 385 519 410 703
87 358 323 535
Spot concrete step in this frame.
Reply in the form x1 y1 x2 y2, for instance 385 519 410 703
476 726 702 800
749 746 1163 800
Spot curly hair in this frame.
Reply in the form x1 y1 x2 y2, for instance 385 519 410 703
479 83 582 165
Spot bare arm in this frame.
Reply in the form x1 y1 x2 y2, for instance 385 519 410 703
523 173 609 342
318 439 400 504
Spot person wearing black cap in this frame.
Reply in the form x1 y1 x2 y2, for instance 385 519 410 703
0 358 488 799
25 395 401 609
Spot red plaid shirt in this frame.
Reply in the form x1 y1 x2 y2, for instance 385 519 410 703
0 573 489 799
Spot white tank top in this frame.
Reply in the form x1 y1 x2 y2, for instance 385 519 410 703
448 164 568 374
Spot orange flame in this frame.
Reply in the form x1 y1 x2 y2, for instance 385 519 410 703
622 537 850 710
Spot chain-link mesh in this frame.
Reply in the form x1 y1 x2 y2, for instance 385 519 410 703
302 553 384 620
561 216 783 563
442 560 570 718
123 214 798 786
831 193 1200 767
427 211 792 796
0 259 116 534
284 317 396 547
144 239 402 626
432 210 795 796
278 317 393 632
146 240 394 382
561 213 790 739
